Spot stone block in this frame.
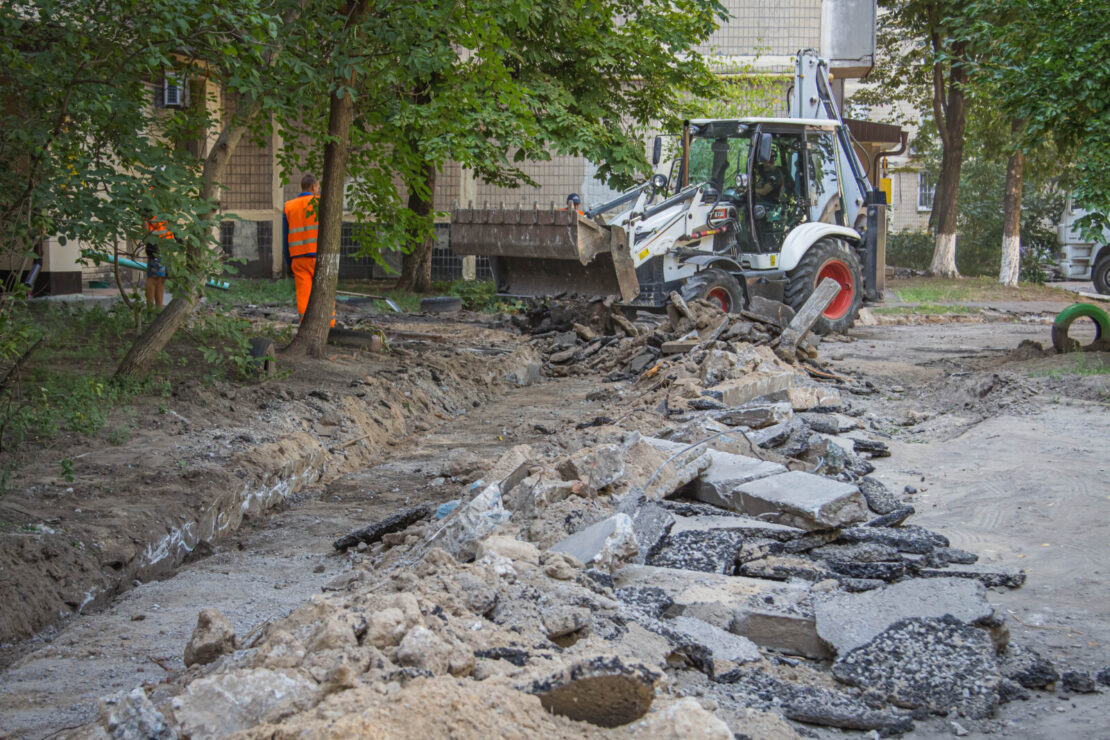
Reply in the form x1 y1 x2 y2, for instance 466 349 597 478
184 608 236 667
694 449 787 510
714 372 798 407
549 513 638 572
814 578 994 656
635 436 713 500
668 615 761 670
557 443 625 492
734 471 867 530
782 383 843 411
613 564 826 659
714 401 794 429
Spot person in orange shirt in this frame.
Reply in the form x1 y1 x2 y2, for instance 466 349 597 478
282 174 333 326
143 217 172 308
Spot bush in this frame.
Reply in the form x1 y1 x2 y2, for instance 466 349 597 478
886 230 934 271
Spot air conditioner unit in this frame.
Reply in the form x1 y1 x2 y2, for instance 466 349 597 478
163 74 187 108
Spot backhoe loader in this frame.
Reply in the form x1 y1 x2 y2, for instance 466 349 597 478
450 50 886 333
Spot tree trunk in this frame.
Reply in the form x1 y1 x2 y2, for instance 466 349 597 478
927 36 967 278
999 118 1025 286
396 161 437 293
115 119 251 379
283 86 355 358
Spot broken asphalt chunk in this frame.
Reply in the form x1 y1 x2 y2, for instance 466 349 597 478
333 504 432 551
832 615 1002 720
526 656 660 727
915 564 1026 589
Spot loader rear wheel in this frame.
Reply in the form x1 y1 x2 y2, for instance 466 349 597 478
681 269 744 313
785 238 863 334
1093 251 1110 295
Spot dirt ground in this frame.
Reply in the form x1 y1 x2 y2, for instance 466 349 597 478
1 290 1109 739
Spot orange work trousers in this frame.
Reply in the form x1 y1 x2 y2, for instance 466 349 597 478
290 257 335 326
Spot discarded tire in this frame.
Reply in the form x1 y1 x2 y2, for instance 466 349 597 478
248 336 276 377
681 268 744 313
785 238 862 335
1051 302 1110 353
420 296 462 314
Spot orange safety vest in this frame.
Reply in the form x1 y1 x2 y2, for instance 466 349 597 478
284 194 319 259
145 219 174 240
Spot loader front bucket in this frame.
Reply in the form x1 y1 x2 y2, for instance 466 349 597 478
450 206 639 302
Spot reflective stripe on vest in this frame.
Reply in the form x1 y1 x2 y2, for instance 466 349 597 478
146 220 174 240
284 194 319 259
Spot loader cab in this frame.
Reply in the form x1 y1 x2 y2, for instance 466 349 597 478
682 119 850 257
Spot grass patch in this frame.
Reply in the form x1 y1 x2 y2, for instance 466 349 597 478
207 278 295 307
873 303 981 316
1030 354 1110 378
888 276 1082 304
206 277 521 314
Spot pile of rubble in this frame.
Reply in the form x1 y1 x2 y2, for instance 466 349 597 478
517 292 839 384
90 375 1105 740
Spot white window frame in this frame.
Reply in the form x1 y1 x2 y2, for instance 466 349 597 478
162 73 188 108
917 172 935 212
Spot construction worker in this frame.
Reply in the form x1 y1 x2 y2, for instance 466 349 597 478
282 174 333 326
565 193 585 215
143 217 172 308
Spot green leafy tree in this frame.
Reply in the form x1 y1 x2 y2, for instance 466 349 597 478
388 0 729 293
854 0 974 277
280 0 728 355
963 0 1110 242
1 1 301 379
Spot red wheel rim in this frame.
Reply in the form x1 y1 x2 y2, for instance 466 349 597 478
705 286 731 312
817 260 854 319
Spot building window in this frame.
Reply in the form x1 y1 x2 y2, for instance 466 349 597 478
917 173 935 212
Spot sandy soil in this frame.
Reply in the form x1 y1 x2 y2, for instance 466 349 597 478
1 303 1109 739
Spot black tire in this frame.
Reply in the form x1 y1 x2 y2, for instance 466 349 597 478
420 296 462 314
248 336 276 377
681 268 745 313
785 238 863 334
1093 251 1110 296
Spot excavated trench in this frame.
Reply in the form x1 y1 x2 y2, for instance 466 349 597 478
0 372 599 738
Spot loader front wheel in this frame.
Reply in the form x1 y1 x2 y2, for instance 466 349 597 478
681 269 745 313
785 238 863 334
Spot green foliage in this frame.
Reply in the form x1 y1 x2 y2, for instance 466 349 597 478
953 155 1064 279
0 304 169 452
447 280 521 313
962 0 1110 241
0 0 288 307
207 278 296 308
886 230 935 271
189 309 275 381
59 458 74 483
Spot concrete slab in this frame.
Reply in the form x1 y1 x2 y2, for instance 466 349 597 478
613 564 827 659
549 513 638 572
667 615 761 668
734 471 867 530
712 372 798 407
714 401 794 429
694 449 787 511
814 578 994 656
